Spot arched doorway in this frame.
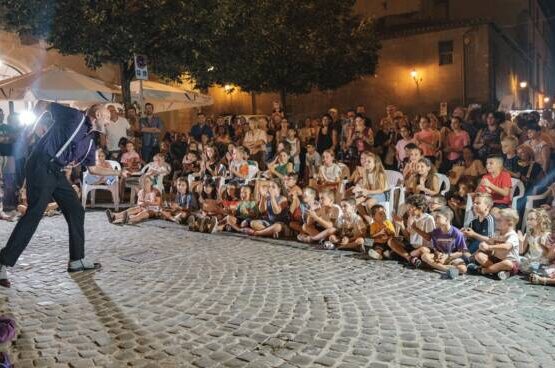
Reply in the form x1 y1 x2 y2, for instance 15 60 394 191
0 61 25 116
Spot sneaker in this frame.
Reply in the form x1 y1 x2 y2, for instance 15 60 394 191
383 250 391 259
199 217 209 233
207 217 218 233
0 265 10 288
466 263 480 274
497 271 510 280
67 259 102 273
409 256 422 268
367 249 383 260
445 268 459 279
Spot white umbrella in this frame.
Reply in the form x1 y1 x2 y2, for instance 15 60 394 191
0 65 118 102
130 80 213 112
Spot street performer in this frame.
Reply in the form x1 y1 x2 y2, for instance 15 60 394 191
0 103 115 288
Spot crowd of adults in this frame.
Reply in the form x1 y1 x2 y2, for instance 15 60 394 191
1 101 554 284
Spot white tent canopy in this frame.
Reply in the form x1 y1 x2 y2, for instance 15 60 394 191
0 65 118 103
130 80 213 112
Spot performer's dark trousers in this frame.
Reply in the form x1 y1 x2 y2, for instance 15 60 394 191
0 153 85 267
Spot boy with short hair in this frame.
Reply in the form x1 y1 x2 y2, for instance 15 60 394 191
328 198 367 251
501 136 519 178
402 144 423 179
469 208 521 280
388 194 435 267
412 206 469 278
461 193 495 253
305 141 322 181
290 186 320 235
477 155 512 209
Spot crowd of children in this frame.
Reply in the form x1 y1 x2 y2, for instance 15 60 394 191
102 104 555 284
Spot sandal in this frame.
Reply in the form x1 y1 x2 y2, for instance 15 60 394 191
529 273 546 285
242 228 255 236
315 241 335 250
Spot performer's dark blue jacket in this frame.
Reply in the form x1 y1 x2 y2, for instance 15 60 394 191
33 103 96 167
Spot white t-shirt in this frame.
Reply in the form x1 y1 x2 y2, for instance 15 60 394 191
502 230 521 262
105 117 130 151
407 213 435 248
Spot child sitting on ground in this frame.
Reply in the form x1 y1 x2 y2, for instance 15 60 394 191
388 194 435 267
412 206 469 278
241 181 291 238
160 177 199 224
289 186 320 235
469 208 521 280
327 198 367 251
297 189 341 248
461 193 495 254
519 208 552 274
221 185 258 233
367 204 395 260
107 175 161 225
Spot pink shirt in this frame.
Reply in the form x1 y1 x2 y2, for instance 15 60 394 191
396 138 414 163
447 131 470 161
121 151 141 168
414 130 440 157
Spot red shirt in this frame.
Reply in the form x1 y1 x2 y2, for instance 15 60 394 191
478 171 512 205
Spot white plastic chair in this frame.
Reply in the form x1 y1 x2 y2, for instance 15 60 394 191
436 173 450 196
82 160 121 210
129 162 171 205
385 170 404 215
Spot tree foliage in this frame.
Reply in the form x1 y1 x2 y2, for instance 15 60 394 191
0 0 213 107
189 0 381 107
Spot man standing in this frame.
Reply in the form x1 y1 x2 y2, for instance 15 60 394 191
105 104 130 159
0 107 14 220
140 103 163 163
190 112 213 142
0 103 113 288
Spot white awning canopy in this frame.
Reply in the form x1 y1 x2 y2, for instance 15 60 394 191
130 80 213 112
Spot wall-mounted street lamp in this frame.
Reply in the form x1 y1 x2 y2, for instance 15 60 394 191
544 96 550 103
519 81 528 89
224 84 235 94
411 69 422 87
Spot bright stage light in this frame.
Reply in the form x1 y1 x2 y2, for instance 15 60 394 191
19 110 37 125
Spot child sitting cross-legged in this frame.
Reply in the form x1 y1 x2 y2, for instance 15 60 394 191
412 206 470 279
461 193 495 254
468 208 521 280
107 175 161 225
289 186 320 235
160 177 199 224
326 199 367 251
519 208 552 274
387 194 435 268
220 185 259 233
366 204 395 260
297 189 341 248
241 181 291 238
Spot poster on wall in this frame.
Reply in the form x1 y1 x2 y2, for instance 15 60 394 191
439 102 448 116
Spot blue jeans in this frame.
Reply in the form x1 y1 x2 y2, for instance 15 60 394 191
141 145 159 163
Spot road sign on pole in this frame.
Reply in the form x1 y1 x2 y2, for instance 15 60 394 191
134 54 148 80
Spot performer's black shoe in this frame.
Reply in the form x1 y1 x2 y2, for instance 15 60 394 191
0 265 10 288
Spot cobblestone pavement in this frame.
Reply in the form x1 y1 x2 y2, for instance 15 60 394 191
0 212 554 368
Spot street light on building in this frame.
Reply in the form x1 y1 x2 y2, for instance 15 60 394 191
519 81 528 89
543 96 550 103
410 69 422 87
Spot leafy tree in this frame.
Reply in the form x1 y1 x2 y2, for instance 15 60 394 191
189 0 381 110
0 0 213 107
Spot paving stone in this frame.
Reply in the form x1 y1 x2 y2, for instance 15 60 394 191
0 213 552 368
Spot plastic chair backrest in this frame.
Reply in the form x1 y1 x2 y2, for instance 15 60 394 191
436 173 450 195
385 170 403 188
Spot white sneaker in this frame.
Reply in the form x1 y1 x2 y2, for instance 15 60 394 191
68 259 102 273
497 271 510 280
367 249 383 260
